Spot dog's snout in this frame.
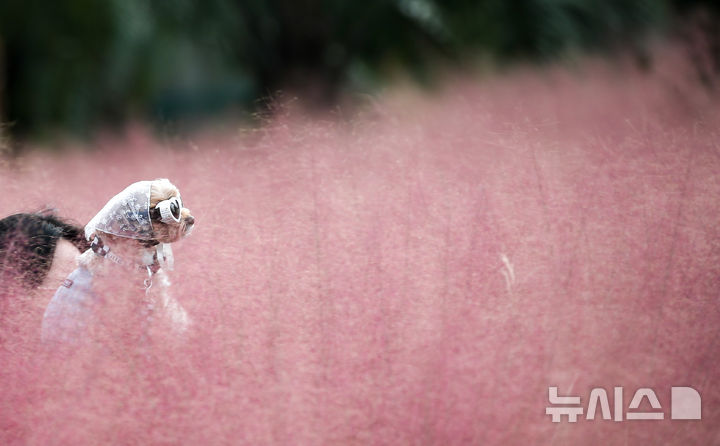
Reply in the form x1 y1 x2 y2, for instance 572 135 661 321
185 215 195 226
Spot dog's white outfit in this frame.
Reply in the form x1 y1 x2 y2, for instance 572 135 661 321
41 181 188 344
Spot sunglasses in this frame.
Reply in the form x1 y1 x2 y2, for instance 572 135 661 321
154 196 183 223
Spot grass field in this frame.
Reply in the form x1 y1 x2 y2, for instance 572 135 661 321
1 52 719 444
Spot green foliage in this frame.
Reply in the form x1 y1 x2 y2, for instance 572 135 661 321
0 0 686 136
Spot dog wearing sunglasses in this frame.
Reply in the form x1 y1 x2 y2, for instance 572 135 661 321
41 178 195 344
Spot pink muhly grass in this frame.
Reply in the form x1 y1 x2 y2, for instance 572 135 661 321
1 49 719 445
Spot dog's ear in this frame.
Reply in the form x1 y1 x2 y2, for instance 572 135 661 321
149 179 180 209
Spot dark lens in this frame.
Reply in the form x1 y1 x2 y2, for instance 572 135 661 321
171 200 180 219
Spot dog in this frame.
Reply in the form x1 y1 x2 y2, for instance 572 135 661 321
40 179 195 344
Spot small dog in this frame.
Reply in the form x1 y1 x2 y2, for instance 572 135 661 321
40 179 195 344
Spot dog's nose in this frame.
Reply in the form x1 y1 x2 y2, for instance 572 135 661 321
185 216 195 226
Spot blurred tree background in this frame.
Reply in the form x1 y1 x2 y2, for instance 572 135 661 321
0 0 717 139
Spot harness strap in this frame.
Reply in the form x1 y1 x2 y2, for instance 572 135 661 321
90 235 160 290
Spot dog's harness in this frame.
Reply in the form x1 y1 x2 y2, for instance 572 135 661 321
42 238 171 343
90 235 163 290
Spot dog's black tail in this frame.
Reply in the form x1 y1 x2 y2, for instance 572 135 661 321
0 212 89 290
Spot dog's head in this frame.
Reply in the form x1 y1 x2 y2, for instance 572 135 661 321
85 178 195 246
147 179 195 244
